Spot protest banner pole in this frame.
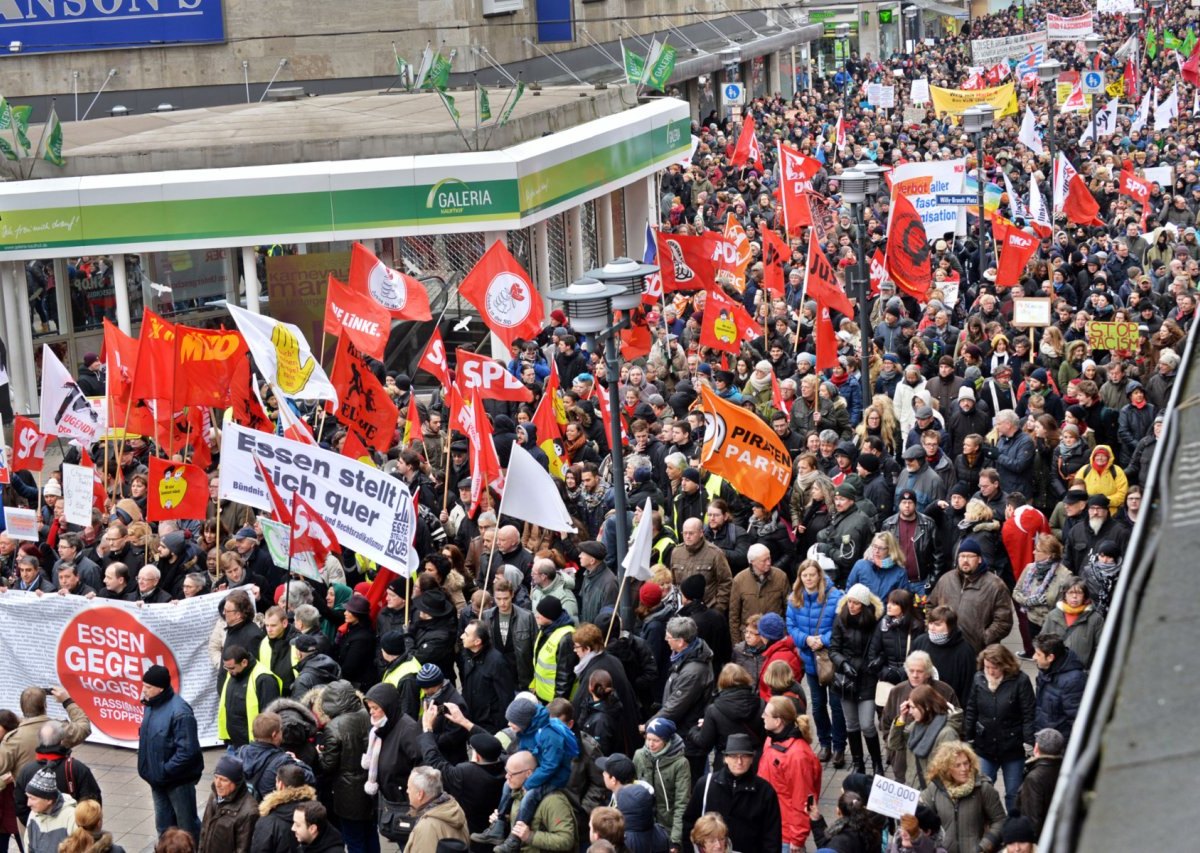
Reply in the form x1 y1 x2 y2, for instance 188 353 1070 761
480 487 507 594
404 571 410 626
441 433 452 511
605 574 629 645
102 442 110 508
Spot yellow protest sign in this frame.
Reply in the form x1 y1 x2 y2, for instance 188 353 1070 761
1055 82 1093 111
1086 321 1140 352
929 82 1019 119
1106 77 1125 98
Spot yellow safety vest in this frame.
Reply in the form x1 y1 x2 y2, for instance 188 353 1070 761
705 475 725 501
531 624 574 702
258 636 299 683
652 534 676 566
217 661 282 742
383 658 421 688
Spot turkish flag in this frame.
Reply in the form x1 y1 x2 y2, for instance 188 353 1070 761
885 191 932 302
761 226 789 297
131 309 177 401
173 325 248 408
1063 172 1104 227
230 357 273 434
1118 169 1151 206
10 415 46 473
146 456 209 522
330 336 399 452
458 241 543 348
655 231 717 292
730 114 764 172
324 275 392 361
417 328 451 386
996 228 1039 288
806 238 854 317
348 242 432 321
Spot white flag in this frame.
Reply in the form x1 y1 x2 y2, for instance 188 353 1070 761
413 43 434 90
1113 35 1137 62
1018 106 1044 155
1131 88 1154 134
1030 172 1051 233
1060 83 1087 114
502 443 576 534
641 38 662 85
1194 88 1200 117
1154 85 1179 130
1053 152 1077 214
622 498 655 582
227 305 338 405
39 345 105 444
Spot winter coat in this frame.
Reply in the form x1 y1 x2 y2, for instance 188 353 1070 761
1012 561 1073 628
235 741 314 802
686 684 764 762
263 698 318 770
24 793 77 853
361 683 422 804
1035 649 1088 740
1074 444 1129 513
828 593 884 702
199 781 259 853
13 747 100 826
757 730 822 846
577 564 619 625
506 788 577 853
403 792 470 853
1063 514 1130 575
880 679 960 784
887 715 960 791
919 775 1005 853
136 687 203 789
727 566 789 645
928 568 1014 654
657 639 715 737
670 541 734 613
845 559 910 604
290 652 341 699
867 615 924 686
529 574 579 623
894 460 948 515
1041 603 1105 668
640 603 676 700
681 766 782 853
994 429 1035 496
334 621 377 692
572 650 640 755
482 603 537 690
634 735 692 845
881 512 944 585
815 507 876 583
516 704 580 793
606 629 660 716
1016 754 1062 835
911 630 978 714
677 600 731 676
786 582 844 673
460 645 515 733
251 784 315 853
963 671 1037 763
416 729 505 841
1117 398 1156 467
757 635 805 701
409 609 459 683
315 680 373 822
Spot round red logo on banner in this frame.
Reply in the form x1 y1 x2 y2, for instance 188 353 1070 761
56 606 180 742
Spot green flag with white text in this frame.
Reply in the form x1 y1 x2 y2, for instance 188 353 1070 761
1165 31 1183 52
437 89 460 124
478 85 492 121
622 40 646 85
12 105 31 152
499 81 525 125
643 41 677 92
0 98 19 161
425 52 451 90
41 105 65 167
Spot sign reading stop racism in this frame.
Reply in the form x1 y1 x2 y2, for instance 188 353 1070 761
56 606 180 741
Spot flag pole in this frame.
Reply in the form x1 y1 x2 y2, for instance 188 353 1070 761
605 574 629 645
24 99 54 181
441 432 452 512
480 487 506 594
404 571 411 627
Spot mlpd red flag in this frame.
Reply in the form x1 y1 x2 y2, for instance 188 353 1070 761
324 275 391 361
330 336 398 452
1063 172 1104 226
885 191 933 302
698 384 793 509
230 357 274 433
146 456 209 521
417 328 451 386
654 231 717 292
131 309 177 401
10 415 46 473
458 241 543 349
996 228 1039 288
760 226 789 297
174 324 248 408
806 239 854 317
730 114 765 172
348 242 433 321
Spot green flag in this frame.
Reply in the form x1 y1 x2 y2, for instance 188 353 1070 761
1148 26 1158 59
499 81 525 126
1185 29 1198 58
425 52 451 90
622 40 646 85
395 55 410 89
0 98 19 161
41 105 65 167
437 88 460 124
1165 30 1183 51
643 41 677 92
12 105 31 152
477 85 492 121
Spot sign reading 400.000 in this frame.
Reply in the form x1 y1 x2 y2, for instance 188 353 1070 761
0 0 225 55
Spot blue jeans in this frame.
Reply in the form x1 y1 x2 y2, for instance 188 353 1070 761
806 671 846 750
150 782 201 840
337 816 381 853
979 755 1025 813
496 782 545 828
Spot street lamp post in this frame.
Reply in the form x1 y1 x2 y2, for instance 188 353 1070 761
1084 33 1102 148
963 104 995 286
836 22 851 111
903 7 918 54
1037 58 1062 166
840 168 874 408
553 257 658 632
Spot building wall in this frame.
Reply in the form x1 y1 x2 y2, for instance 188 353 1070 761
1 0 697 99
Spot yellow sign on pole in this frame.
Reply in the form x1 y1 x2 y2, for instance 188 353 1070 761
929 82 1019 119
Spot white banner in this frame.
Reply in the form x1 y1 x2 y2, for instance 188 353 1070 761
971 31 1047 64
0 593 222 747
62 463 94 527
890 159 967 241
218 423 415 573
1097 0 1135 12
1048 12 1094 40
910 78 930 105
39 345 105 445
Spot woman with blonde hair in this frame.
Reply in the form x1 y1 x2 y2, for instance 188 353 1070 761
845 531 909 603
854 403 901 460
954 499 1011 586
787 560 845 765
919 742 1006 853
689 813 732 853
58 799 125 853
758 699 821 852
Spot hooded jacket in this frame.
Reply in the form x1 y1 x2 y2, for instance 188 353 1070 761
251 784 315 853
235 741 314 803
361 683 422 804
829 592 884 701
314 680 373 821
685 683 764 763
290 652 341 699
634 734 692 845
1074 444 1129 512
516 704 580 793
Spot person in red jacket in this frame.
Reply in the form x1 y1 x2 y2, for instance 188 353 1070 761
757 697 822 852
1001 499 1050 587
755 613 805 701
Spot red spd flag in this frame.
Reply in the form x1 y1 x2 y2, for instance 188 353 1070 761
417 328 451 386
730 114 764 172
330 337 399 452
655 231 717 292
1118 170 1151 206
761 226 789 297
806 239 854 317
174 325 248 408
869 249 887 297
996 228 1039 288
146 456 209 522
456 348 534 403
131 309 177 401
11 415 46 473
885 191 932 302
349 242 432 321
458 241 543 348
324 275 391 360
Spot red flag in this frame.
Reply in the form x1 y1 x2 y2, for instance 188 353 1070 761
366 566 402 619
174 325 248 408
417 328 451 386
403 395 424 445
700 287 761 355
655 231 717 292
277 399 317 447
230 357 274 433
869 249 886 297
996 228 1039 288
131 309 177 401
456 348 534 403
324 275 391 360
885 192 932 302
760 227 789 297
452 389 503 513
770 371 791 416
1184 41 1200 87
815 306 839 371
1125 57 1138 102
341 429 372 464
254 455 293 525
10 415 46 473
1118 169 1151 206
619 319 653 361
806 239 855 317
1063 172 1104 226
292 491 341 562
730 114 764 172
102 319 155 436
458 241 543 348
778 144 821 235
329 337 399 452
348 242 432 321
146 456 209 521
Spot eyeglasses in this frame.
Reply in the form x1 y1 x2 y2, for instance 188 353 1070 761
505 768 532 779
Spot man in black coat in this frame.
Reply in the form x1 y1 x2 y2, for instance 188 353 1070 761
677 574 731 676
1017 728 1065 836
459 619 515 733
250 764 315 853
1033 635 1087 741
1064 494 1131 573
910 605 978 709
417 720 507 852
681 734 782 853
414 664 471 764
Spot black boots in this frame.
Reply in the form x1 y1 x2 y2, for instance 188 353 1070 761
847 731 866 774
470 818 509 845
865 733 884 775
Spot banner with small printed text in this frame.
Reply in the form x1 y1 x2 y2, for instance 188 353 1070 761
0 593 222 747
929 82 1019 119
889 159 968 241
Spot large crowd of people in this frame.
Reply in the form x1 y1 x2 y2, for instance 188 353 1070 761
0 2 1187 852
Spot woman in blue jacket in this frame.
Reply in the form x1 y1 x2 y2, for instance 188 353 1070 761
786 559 846 766
844 532 911 603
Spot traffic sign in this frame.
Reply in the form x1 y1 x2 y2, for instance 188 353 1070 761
935 194 978 205
723 82 745 104
1082 70 1105 95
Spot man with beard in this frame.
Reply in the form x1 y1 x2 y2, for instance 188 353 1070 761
1064 494 1131 575
882 490 943 593
928 540 1014 654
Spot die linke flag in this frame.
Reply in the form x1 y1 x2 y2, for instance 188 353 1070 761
655 231 717 292
458 241 543 349
146 455 209 522
885 191 933 302
995 228 1039 288
324 275 391 361
348 242 432 321
760 226 789 297
698 384 793 509
730 114 764 172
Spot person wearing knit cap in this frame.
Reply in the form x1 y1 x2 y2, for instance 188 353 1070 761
577 540 618 625
198 754 258 853
531 592 578 702
638 581 663 609
634 713 691 847
139 663 204 839
23 765 77 852
928 532 1014 654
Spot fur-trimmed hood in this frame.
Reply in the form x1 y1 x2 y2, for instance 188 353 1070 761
835 590 884 620
259 784 317 816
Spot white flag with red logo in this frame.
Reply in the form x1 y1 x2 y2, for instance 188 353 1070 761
348 242 432 321
458 241 543 348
